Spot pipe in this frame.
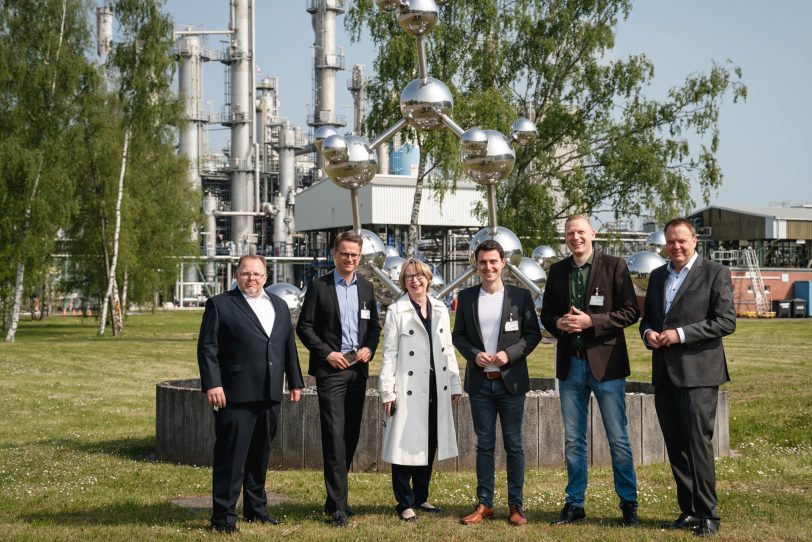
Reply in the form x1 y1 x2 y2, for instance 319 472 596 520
416 35 428 83
370 118 408 150
367 265 403 297
350 187 361 232
486 184 498 232
507 262 543 297
439 113 464 137
435 266 477 299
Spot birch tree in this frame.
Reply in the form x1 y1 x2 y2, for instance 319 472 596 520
0 0 91 342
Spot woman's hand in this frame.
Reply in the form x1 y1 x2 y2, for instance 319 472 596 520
383 400 396 416
451 394 462 404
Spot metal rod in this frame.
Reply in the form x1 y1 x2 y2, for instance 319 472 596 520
370 118 408 150
486 184 498 232
213 211 266 217
350 188 361 232
435 265 477 299
439 113 465 137
416 35 428 83
173 30 235 36
507 262 543 297
367 265 403 297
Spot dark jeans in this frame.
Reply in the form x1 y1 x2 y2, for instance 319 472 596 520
655 373 720 521
392 372 437 513
316 365 367 513
468 378 526 508
211 400 279 527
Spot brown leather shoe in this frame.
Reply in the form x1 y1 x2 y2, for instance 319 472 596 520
460 504 494 525
509 505 527 526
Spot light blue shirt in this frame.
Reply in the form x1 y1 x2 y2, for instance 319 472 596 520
333 269 359 353
664 251 700 343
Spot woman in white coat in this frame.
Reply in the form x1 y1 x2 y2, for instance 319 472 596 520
380 258 462 521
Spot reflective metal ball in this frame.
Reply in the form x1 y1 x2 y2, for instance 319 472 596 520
627 250 666 296
510 256 546 290
460 129 515 186
265 283 303 323
322 135 378 190
531 245 559 271
397 0 439 36
313 126 339 152
460 127 488 159
375 0 401 12
510 117 538 147
383 255 407 282
468 226 523 266
359 228 386 269
384 245 400 258
400 77 453 131
647 230 667 247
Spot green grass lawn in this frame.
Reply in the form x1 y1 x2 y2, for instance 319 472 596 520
1 312 810 540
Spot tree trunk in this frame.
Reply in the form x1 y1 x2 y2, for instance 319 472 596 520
121 266 129 319
406 137 428 258
98 127 129 336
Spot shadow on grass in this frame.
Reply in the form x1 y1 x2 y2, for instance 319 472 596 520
20 501 201 527
53 436 157 462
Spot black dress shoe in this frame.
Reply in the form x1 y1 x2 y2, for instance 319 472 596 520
332 509 349 527
662 513 701 530
245 514 280 525
620 500 639 527
418 503 444 513
693 519 720 537
551 503 586 525
211 523 239 534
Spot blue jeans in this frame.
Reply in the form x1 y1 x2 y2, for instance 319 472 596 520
468 378 526 508
559 356 637 508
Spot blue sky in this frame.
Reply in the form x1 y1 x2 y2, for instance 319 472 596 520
163 1 811 211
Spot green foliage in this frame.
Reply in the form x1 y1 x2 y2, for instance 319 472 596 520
347 0 746 250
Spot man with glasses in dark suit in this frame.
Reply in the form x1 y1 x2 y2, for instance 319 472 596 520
297 231 381 527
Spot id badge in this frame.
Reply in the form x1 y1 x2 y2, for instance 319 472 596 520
589 295 604 307
360 309 371 320
504 320 520 332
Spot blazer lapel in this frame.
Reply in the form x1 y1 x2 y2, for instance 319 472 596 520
496 286 512 349
326 271 341 323
584 252 601 308
669 255 703 311
230 289 267 336
470 288 485 347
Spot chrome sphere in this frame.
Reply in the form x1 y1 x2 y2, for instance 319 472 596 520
383 255 407 282
313 126 339 152
627 250 666 296
429 272 445 294
397 0 439 36
435 0 450 4
510 256 547 290
460 129 515 186
534 294 544 322
265 283 303 323
468 226 523 266
460 127 488 159
322 135 378 190
359 228 386 269
375 0 400 12
531 245 559 271
647 230 667 248
400 77 453 131
510 117 538 147
384 245 400 258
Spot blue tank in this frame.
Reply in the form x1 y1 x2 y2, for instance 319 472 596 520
390 143 420 176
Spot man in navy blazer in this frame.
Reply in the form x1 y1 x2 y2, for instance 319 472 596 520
640 218 736 537
453 239 542 526
296 231 380 527
198 255 304 533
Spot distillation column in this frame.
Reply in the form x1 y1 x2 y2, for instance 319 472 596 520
229 0 255 254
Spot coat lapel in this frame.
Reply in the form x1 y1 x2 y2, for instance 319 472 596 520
470 288 485 347
668 255 703 311
326 271 341 323
584 252 601 307
229 289 267 336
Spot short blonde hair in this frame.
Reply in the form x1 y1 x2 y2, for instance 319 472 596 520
399 258 433 290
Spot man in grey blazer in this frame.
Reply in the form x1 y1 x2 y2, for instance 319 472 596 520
640 218 736 537
453 239 542 526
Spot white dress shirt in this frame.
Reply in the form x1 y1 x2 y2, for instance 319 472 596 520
243 291 276 337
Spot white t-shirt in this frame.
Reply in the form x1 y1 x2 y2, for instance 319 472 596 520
478 287 504 372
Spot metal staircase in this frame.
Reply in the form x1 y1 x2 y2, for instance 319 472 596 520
743 247 770 316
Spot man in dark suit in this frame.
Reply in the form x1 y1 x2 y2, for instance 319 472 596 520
453 239 542 526
197 255 304 534
296 231 380 527
540 215 641 527
640 218 736 537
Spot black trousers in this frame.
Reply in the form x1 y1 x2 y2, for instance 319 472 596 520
211 400 280 527
655 374 720 521
391 372 438 513
316 365 367 513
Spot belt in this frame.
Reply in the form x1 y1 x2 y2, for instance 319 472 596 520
574 347 587 359
484 371 502 380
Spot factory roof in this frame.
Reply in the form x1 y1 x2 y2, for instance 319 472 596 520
692 204 812 221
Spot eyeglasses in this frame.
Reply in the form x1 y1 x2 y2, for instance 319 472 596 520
404 273 425 282
238 272 266 279
337 252 361 260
